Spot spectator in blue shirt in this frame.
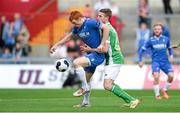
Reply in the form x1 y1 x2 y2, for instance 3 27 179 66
136 22 151 58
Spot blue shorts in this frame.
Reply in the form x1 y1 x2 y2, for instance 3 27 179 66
84 52 105 73
152 61 173 75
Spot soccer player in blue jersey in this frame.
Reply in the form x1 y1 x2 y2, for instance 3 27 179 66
138 23 174 100
76 8 140 108
50 11 109 97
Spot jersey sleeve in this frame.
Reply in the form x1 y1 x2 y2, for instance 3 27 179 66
167 37 173 56
138 39 151 62
87 19 102 29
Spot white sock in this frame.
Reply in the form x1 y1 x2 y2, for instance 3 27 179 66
82 82 91 104
75 67 89 90
153 84 160 96
82 91 90 104
164 82 171 91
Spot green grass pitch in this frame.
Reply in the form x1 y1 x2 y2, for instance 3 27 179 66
0 89 180 112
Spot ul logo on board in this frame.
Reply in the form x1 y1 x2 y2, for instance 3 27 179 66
18 70 45 85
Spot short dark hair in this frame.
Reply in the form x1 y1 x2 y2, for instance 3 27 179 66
99 8 112 19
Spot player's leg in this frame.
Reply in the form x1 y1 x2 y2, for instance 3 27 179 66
73 56 90 96
165 72 173 90
160 62 174 99
152 62 161 99
153 72 161 99
104 79 136 103
103 65 140 108
82 73 93 106
73 72 93 108
73 52 104 97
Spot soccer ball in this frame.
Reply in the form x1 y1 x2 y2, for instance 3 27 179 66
55 59 69 72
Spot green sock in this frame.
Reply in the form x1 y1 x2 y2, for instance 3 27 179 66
111 84 135 103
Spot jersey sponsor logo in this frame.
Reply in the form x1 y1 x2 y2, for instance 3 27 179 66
79 32 90 38
153 44 166 49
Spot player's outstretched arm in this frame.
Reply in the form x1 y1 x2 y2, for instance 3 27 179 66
99 24 109 50
80 41 109 53
172 41 180 49
50 33 72 53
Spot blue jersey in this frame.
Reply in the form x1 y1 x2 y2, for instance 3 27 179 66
72 18 104 73
72 18 102 48
139 35 173 62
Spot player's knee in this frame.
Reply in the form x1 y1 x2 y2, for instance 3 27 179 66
153 73 160 84
153 77 159 83
73 59 81 68
103 81 112 91
168 73 174 82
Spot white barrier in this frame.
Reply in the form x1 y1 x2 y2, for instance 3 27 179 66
91 65 180 89
0 65 179 89
0 65 69 89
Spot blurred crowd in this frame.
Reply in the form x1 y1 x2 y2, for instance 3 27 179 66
135 0 180 60
0 13 31 64
0 0 179 65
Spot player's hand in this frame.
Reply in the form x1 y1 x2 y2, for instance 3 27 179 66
80 44 91 52
97 44 104 53
169 55 173 64
171 45 178 49
50 45 58 54
97 44 105 53
138 62 144 68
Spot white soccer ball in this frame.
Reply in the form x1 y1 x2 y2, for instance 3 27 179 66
55 58 69 72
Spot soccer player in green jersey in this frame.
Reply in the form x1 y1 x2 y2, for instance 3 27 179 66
172 41 180 48
74 8 140 109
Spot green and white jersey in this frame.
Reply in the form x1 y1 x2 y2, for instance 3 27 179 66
105 22 124 65
178 41 180 47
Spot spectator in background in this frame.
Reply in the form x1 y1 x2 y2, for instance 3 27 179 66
0 16 6 52
3 22 15 52
109 1 119 27
16 25 31 56
137 0 151 28
66 37 81 59
83 4 93 18
13 13 23 38
94 0 110 16
1 47 13 64
109 1 124 48
136 22 151 58
162 0 173 14
12 42 23 63
63 37 82 88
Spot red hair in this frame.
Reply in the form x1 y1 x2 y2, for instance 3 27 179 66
69 11 83 22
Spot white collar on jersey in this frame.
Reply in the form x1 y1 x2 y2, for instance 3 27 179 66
154 34 163 40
